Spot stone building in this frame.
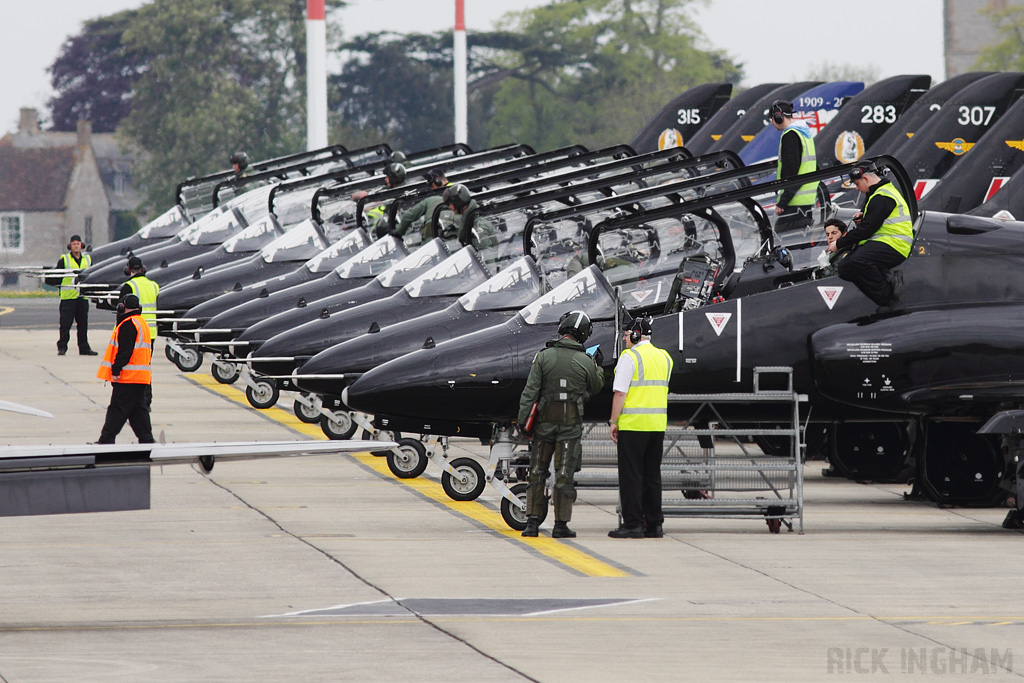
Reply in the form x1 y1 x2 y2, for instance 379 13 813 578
0 108 141 287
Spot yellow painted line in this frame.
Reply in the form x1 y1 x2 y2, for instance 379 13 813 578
185 373 629 578
0 306 14 317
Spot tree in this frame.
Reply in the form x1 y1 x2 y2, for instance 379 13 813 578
116 0 345 212
974 3 1024 70
47 10 148 133
481 0 742 149
804 62 879 86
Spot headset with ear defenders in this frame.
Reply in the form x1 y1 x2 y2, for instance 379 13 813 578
123 264 148 277
769 100 792 126
628 316 653 344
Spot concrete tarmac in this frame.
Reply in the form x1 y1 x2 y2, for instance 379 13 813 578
0 319 1021 682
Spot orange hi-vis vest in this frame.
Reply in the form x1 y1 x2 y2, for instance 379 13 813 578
97 315 153 384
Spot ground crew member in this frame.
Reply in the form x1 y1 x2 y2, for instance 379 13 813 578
46 234 97 356
518 310 604 538
441 184 498 252
369 162 407 237
119 255 160 340
96 294 155 444
394 168 450 240
608 316 673 539
768 100 817 231
830 162 912 308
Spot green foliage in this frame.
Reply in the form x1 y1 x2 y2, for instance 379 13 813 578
974 3 1024 70
481 0 742 149
117 0 346 213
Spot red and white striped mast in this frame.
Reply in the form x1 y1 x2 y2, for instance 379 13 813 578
306 0 328 150
453 0 468 144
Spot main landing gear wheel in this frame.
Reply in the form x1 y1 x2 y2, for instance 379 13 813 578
387 438 428 479
245 380 279 410
500 483 549 530
361 428 402 456
293 394 321 424
320 411 357 440
212 361 241 385
441 457 486 501
171 346 203 373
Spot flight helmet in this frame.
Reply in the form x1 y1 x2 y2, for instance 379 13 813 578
558 310 593 344
385 162 406 185
389 151 407 164
442 183 472 211
229 151 249 172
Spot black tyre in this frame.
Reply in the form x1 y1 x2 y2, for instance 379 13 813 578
921 421 1007 507
172 346 203 373
441 457 486 501
245 380 279 410
164 344 176 362
292 394 321 424
500 482 549 530
320 410 357 440
387 438 428 479
211 361 241 385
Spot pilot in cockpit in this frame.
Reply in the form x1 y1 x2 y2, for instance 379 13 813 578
815 219 848 276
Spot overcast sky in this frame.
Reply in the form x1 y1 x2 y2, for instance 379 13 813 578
1 0 946 134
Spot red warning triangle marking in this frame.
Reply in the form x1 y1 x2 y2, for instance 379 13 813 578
705 312 732 336
817 286 843 310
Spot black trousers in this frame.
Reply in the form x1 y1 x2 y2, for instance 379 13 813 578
98 383 154 444
57 298 91 353
837 241 906 306
616 430 665 530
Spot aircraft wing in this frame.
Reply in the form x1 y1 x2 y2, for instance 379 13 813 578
0 440 395 517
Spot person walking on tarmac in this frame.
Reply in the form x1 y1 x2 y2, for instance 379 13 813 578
96 294 155 444
829 161 911 308
393 168 450 241
768 100 817 232
518 310 604 539
118 255 160 341
608 316 674 539
46 234 97 356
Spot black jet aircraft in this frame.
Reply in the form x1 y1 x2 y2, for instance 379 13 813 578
682 83 784 156
886 71 1024 199
343 155 1024 519
628 83 733 154
812 74 931 169
916 92 1024 214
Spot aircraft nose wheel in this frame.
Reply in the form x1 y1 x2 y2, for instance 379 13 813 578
441 457 486 501
500 482 548 531
292 394 322 424
245 379 279 409
212 360 241 384
170 346 203 373
387 438 428 478
320 411 357 440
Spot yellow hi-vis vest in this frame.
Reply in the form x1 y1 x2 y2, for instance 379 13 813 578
97 315 153 384
127 276 160 339
776 126 818 207
617 342 673 432
59 252 91 300
859 182 914 258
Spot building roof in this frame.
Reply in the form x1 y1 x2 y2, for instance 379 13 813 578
0 145 75 212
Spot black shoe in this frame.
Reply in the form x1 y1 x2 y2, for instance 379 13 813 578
521 516 540 537
1002 510 1024 530
57 349 66 356
608 526 644 539
552 522 576 538
80 349 99 356
643 525 664 538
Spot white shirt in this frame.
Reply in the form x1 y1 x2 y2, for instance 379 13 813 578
612 339 650 393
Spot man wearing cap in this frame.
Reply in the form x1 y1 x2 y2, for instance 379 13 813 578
768 100 817 232
393 168 450 241
608 316 674 539
119 256 160 340
46 234 97 356
829 163 912 307
96 294 155 444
